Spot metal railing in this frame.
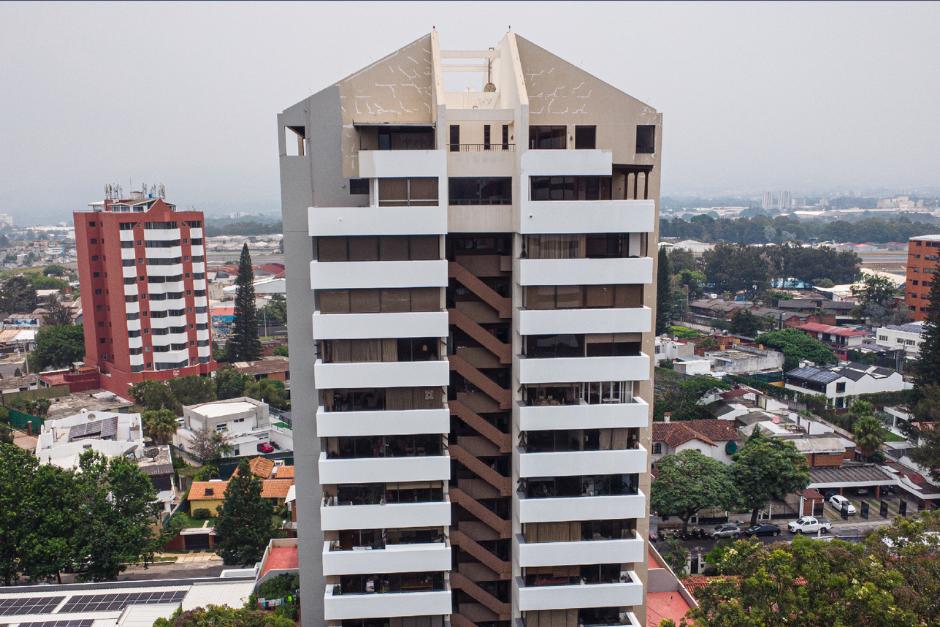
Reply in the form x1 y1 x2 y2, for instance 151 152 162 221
449 143 515 152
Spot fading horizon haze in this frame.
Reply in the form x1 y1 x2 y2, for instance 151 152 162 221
1 1 938 224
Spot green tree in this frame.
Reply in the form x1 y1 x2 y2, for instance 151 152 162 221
852 273 906 326
667 248 697 274
656 247 672 334
651 450 738 534
245 379 290 411
227 244 261 361
73 451 158 581
142 408 179 445
216 459 275 565
42 294 72 326
272 345 288 357
756 327 837 371
731 430 810 525
130 380 180 413
914 267 940 391
29 324 84 371
853 415 885 461
0 423 11 445
154 605 295 627
660 538 690 577
691 535 918 626
0 276 37 313
42 264 68 277
20 464 82 583
0 444 37 584
262 294 287 326
168 376 216 407
728 308 761 337
215 366 250 400
190 424 232 462
676 268 706 299
702 243 769 298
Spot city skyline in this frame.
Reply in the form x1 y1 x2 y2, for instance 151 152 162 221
1 2 939 223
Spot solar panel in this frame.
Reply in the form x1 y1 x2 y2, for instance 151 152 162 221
0 597 64 616
18 620 95 627
58 590 186 613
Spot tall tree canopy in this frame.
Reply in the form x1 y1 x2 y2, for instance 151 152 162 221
651 450 738 533
226 244 261 362
0 276 37 313
731 430 810 525
852 273 908 326
216 459 274 566
215 366 251 400
702 243 768 297
168 375 216 407
29 324 84 371
42 294 72 326
756 328 837 371
142 408 178 445
656 247 672 335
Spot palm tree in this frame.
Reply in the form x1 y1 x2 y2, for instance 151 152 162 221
853 415 885 461
142 408 178 445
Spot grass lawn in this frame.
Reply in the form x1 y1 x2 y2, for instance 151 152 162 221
172 510 216 529
882 430 907 443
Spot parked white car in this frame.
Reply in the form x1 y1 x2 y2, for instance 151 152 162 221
828 494 857 515
788 516 832 534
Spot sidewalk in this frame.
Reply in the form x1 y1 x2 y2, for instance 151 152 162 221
152 551 223 564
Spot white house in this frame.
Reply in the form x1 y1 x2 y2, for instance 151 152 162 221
36 410 144 468
705 346 785 375
673 357 713 376
784 362 909 409
654 336 695 365
875 322 925 359
651 419 741 466
178 397 292 457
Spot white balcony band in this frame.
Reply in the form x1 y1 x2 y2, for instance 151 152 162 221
189 227 203 238
313 311 448 340
324 585 451 621
120 230 135 242
310 260 448 290
146 264 184 277
320 499 451 531
358 149 446 179
125 301 140 315
314 359 450 389
142 228 181 241
124 283 138 296
309 205 446 236
518 491 647 523
517 257 653 286
518 307 652 336
318 452 451 484
521 149 612 177
144 246 182 258
191 245 205 257
129 354 144 366
197 345 212 357
122 266 137 278
518 531 645 568
127 336 143 349
517 570 643 611
519 446 647 478
316 407 450 438
121 248 135 260
518 354 650 384
322 541 451 576
520 199 655 235
151 332 189 346
519 398 650 431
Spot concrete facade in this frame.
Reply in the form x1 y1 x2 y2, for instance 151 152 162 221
279 32 660 627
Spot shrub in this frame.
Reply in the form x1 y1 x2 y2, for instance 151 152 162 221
191 508 211 520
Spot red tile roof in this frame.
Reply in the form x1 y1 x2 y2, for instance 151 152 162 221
797 322 868 337
261 479 294 500
647 591 694 626
653 419 740 448
248 456 276 479
189 480 228 500
259 545 298 580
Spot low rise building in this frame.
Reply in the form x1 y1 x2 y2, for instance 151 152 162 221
794 322 869 360
705 346 784 375
784 362 908 408
673 357 713 376
178 397 292 457
232 357 290 382
654 336 695 365
36 410 143 468
652 419 740 465
875 321 925 359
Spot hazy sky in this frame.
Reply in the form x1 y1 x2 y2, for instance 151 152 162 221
1 2 939 224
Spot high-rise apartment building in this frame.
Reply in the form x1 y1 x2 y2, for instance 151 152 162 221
905 234 940 321
73 188 215 396
279 32 660 627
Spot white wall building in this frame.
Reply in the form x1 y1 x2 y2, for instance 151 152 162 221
654 336 695 365
651 419 740 466
705 346 784 375
36 410 144 468
279 31 659 627
785 363 909 409
875 321 925 359
179 397 292 457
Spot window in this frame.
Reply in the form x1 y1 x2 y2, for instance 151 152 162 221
483 125 491 150
502 124 510 150
529 125 566 149
636 125 656 153
652 443 662 455
836 382 846 393
449 125 460 152
448 177 512 205
530 176 612 201
349 179 369 195
575 125 596 149
377 178 438 207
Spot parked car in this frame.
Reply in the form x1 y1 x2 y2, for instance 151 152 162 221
256 442 275 453
744 523 781 537
788 516 832 534
829 494 857 515
712 523 742 539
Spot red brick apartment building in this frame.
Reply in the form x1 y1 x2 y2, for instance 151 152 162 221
905 234 940 321
74 189 215 396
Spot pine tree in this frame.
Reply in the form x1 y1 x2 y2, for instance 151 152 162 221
215 459 274 565
226 244 261 361
915 267 940 391
656 246 672 335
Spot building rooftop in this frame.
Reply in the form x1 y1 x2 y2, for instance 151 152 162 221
910 234 940 242
261 479 293 500
188 399 261 419
653 419 739 448
808 464 897 488
232 357 290 377
189 480 228 501
882 321 926 334
797 322 868 337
